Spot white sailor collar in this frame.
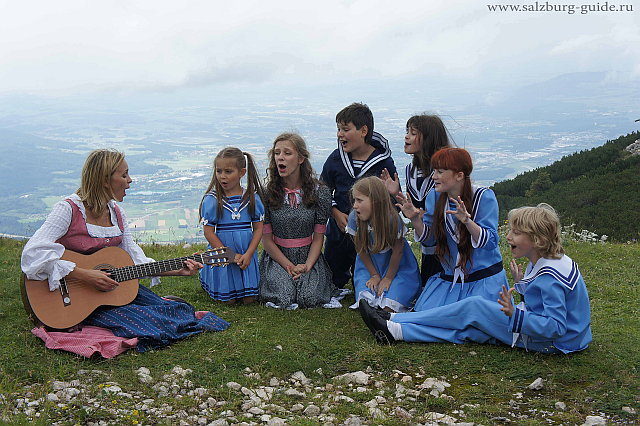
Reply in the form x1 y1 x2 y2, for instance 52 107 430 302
338 131 392 179
515 255 581 294
405 164 434 203
208 189 250 220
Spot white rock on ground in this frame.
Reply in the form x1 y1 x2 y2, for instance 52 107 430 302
226 382 242 391
291 371 310 385
527 378 544 390
207 419 229 426
343 416 364 426
394 407 412 419
581 415 607 425
368 407 385 419
303 404 321 416
419 378 451 396
284 388 305 398
332 371 369 385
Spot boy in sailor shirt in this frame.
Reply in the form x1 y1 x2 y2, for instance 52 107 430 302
321 102 397 290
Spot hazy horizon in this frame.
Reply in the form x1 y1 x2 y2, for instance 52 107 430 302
1 1 638 241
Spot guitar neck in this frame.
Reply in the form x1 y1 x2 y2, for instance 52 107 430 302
109 254 203 282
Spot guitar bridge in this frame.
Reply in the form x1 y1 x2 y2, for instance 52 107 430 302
59 278 71 306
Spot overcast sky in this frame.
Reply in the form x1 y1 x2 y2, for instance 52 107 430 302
0 0 638 95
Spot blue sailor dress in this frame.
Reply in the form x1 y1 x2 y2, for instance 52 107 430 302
391 255 592 354
199 191 264 301
347 210 421 312
412 186 508 310
403 163 443 283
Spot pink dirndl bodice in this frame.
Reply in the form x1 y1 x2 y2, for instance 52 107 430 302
56 200 124 254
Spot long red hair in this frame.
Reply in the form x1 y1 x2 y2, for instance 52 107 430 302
431 148 474 273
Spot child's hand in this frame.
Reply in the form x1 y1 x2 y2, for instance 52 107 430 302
446 196 472 224
236 253 252 270
376 276 392 297
332 208 349 233
380 168 401 196
510 259 523 282
304 260 316 272
395 192 423 221
285 263 296 277
291 263 307 280
498 285 515 317
233 253 242 265
365 274 381 291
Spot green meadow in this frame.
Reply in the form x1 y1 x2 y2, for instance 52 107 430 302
0 237 638 425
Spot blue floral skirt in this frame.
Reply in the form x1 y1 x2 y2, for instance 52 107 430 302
85 285 230 352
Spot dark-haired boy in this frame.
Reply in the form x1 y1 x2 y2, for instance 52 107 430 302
321 102 397 290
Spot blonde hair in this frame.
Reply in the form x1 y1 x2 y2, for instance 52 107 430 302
351 177 399 254
508 203 564 259
76 149 125 217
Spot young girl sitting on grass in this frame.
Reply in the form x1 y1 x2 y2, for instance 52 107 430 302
259 133 334 309
348 176 421 313
199 147 264 304
359 203 593 354
396 147 508 310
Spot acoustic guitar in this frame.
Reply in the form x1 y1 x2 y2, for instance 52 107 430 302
21 245 234 330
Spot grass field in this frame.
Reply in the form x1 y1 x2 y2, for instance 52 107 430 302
0 237 638 425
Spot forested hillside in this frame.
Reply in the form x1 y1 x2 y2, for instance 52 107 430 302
492 131 640 242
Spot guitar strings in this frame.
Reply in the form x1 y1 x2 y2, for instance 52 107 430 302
57 250 230 286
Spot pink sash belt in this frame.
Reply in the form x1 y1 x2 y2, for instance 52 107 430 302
273 235 313 248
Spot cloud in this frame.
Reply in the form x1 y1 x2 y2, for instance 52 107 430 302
0 0 637 95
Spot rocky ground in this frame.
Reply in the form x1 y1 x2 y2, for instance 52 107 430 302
1 364 634 425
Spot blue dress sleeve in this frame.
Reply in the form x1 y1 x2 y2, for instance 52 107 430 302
346 210 358 236
470 189 499 250
251 193 265 222
416 188 438 243
394 213 406 239
200 195 218 227
510 275 569 340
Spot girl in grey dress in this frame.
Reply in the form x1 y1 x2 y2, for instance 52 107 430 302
259 133 334 308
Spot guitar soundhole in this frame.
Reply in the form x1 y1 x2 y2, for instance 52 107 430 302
94 263 114 270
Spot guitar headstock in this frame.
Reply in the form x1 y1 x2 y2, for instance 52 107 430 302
201 247 236 266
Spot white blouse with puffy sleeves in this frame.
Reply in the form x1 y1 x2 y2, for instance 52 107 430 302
21 194 159 291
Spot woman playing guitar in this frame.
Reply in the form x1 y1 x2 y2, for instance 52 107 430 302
21 149 230 354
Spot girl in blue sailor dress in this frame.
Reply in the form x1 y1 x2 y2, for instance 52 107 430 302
396 148 508 311
381 114 452 284
348 177 421 313
199 148 264 304
358 203 592 354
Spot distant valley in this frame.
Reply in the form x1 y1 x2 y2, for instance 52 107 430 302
1 72 638 242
